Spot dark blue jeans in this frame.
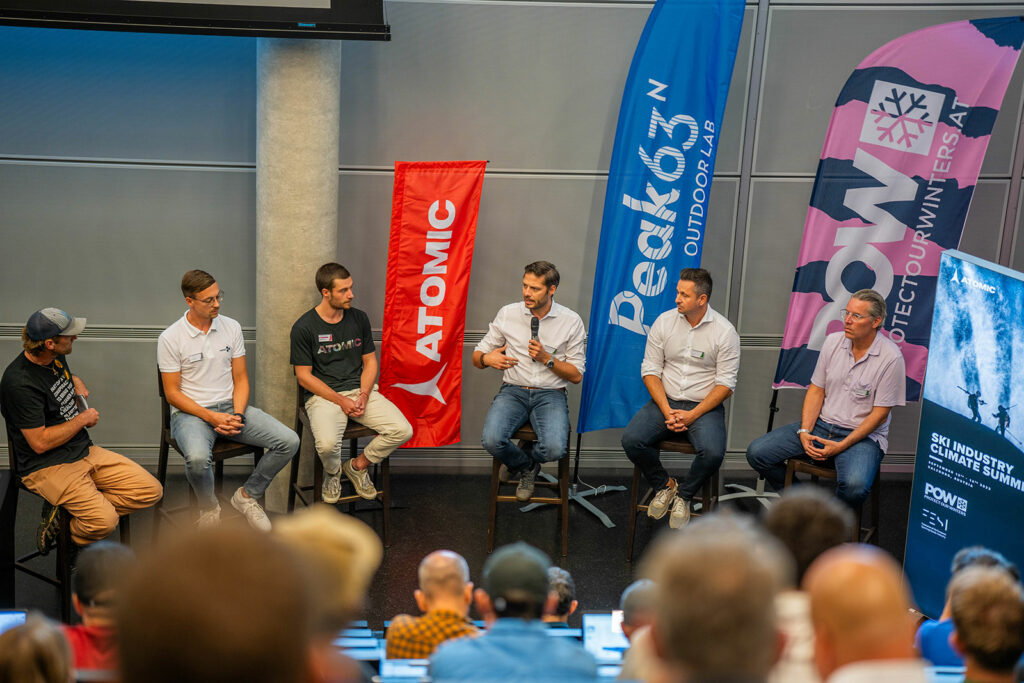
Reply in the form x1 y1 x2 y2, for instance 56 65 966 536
481 384 569 473
621 399 726 500
745 418 883 506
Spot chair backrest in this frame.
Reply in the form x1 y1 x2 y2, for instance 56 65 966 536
156 369 172 435
6 434 23 480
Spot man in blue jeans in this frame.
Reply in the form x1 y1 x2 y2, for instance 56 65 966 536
746 289 905 507
621 268 740 529
158 269 299 530
473 261 586 502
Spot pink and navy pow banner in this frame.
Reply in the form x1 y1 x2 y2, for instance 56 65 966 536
774 17 1024 401
379 161 486 447
578 0 744 432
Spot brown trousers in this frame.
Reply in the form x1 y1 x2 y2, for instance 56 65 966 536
21 446 163 545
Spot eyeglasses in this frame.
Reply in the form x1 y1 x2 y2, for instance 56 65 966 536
840 309 868 321
191 292 224 305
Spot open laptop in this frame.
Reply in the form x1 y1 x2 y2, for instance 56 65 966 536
582 611 630 664
0 610 27 635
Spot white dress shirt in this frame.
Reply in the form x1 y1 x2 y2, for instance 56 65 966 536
640 304 740 402
475 301 586 390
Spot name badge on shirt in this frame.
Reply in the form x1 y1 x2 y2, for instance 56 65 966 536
318 334 333 342
855 386 872 398
188 352 203 362
690 349 705 359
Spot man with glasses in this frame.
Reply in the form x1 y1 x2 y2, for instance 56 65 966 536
1 309 162 554
746 289 905 507
158 270 298 530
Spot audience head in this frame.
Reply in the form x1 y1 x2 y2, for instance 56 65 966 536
643 513 792 681
477 542 554 621
72 540 135 625
619 579 658 641
805 544 917 679
763 484 854 585
949 566 1024 677
950 545 1019 581
0 614 72 683
545 567 578 622
117 526 315 683
274 504 383 634
414 549 473 614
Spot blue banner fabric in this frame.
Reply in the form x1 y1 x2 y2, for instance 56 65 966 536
577 0 745 433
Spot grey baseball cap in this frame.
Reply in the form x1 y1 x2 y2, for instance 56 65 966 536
482 542 551 606
26 308 87 341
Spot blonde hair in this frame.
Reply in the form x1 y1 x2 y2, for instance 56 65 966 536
0 614 72 683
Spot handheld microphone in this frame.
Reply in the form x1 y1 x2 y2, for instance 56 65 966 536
531 317 540 362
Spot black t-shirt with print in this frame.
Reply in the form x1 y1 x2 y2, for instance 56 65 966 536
0 353 91 476
290 307 376 400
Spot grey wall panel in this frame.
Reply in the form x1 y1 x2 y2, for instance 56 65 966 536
755 6 1024 176
0 28 256 163
338 3 754 174
338 172 739 331
739 178 1010 336
0 163 258 326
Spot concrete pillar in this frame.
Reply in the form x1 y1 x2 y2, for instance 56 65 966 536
256 39 340 512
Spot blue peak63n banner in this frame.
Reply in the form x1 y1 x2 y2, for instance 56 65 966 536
578 0 744 433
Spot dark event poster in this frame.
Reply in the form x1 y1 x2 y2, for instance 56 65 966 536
904 249 1024 618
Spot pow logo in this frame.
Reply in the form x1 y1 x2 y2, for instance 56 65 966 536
859 80 945 155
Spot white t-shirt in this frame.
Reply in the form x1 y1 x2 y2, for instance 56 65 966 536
157 313 245 407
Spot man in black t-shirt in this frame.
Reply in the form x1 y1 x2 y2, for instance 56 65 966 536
0 308 162 552
290 263 413 503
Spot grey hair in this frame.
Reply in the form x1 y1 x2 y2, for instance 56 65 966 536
850 289 886 322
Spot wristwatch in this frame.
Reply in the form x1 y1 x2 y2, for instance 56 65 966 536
545 358 555 369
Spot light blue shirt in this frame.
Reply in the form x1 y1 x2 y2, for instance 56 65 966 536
428 618 598 681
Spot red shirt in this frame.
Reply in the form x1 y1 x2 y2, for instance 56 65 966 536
61 624 118 671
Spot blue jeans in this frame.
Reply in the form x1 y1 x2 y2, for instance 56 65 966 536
621 399 726 500
170 401 299 509
745 418 883 506
481 385 569 473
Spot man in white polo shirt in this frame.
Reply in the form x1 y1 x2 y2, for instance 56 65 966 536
157 269 299 530
621 268 740 529
473 261 586 502
746 288 906 508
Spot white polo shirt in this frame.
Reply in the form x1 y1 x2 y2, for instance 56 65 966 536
475 301 586 390
157 312 245 407
640 305 740 402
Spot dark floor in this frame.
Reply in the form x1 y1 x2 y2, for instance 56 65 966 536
9 468 914 628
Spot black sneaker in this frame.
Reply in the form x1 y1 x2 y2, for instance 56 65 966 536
37 502 61 556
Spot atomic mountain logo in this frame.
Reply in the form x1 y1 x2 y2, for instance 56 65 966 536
860 80 945 155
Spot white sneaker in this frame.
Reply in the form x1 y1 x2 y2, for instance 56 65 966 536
230 488 271 532
197 504 221 529
343 458 377 500
647 481 678 520
322 467 342 504
669 497 691 529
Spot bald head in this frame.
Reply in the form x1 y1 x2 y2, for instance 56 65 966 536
805 545 917 678
418 550 471 600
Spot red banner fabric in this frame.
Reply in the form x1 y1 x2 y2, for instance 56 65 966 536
379 161 486 448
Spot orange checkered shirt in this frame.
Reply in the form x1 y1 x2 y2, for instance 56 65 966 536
385 609 480 659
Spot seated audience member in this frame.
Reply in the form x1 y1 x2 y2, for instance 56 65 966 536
805 545 927 683
948 566 1024 683
542 567 578 627
643 514 792 683
61 541 135 672
275 505 384 682
158 269 299 530
916 545 1019 667
386 550 479 659
0 613 73 683
617 579 659 682
429 542 598 681
762 485 854 683
117 525 315 683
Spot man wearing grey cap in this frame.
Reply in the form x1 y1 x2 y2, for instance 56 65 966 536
428 541 597 681
0 309 162 552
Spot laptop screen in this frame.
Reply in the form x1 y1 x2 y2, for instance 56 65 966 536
0 610 27 635
582 611 630 663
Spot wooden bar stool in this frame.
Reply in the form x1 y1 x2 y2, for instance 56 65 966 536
626 434 720 562
784 456 881 544
487 422 571 557
287 386 390 547
154 372 263 538
5 437 129 622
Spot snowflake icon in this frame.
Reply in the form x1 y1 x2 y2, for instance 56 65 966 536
859 80 945 156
